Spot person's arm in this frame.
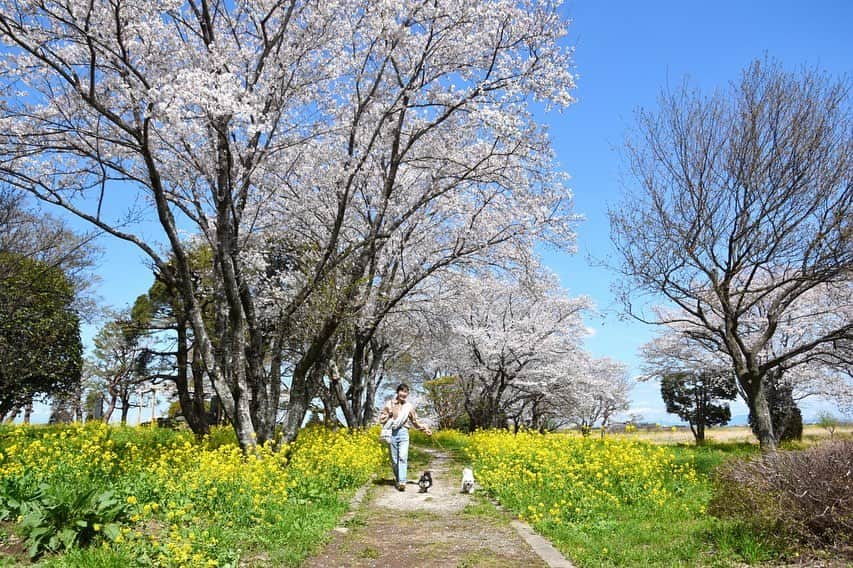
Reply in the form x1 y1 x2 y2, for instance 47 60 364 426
408 406 432 435
378 402 393 424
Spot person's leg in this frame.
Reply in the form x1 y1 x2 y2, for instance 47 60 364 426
397 430 409 485
389 435 400 483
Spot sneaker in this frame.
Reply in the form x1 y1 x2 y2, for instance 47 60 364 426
397 483 406 491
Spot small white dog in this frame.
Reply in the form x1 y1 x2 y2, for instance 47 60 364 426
461 467 475 494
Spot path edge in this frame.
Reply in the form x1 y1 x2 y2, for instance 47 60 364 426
487 495 574 568
510 519 575 568
333 474 375 532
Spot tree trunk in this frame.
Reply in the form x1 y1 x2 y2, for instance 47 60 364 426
191 347 208 424
695 389 706 445
260 332 284 439
120 399 130 424
283 360 324 442
282 319 339 441
362 373 378 427
360 339 387 427
746 375 776 451
103 392 117 423
350 334 366 424
328 359 356 426
1 403 20 424
174 319 209 436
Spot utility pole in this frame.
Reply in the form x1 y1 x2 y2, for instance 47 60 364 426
136 387 145 426
150 386 157 425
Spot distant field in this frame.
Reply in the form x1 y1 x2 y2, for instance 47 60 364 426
613 424 853 445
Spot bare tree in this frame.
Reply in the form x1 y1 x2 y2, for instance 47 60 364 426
610 59 852 450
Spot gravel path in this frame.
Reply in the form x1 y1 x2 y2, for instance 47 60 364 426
303 447 548 567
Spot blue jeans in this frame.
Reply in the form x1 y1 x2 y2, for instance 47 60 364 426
389 427 409 484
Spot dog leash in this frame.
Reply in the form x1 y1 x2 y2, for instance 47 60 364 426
428 429 449 453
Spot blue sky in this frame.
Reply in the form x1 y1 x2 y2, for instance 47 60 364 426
30 1 852 424
540 0 852 422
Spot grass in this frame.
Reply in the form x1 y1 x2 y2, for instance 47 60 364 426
544 443 767 567
0 424 386 567
458 429 810 567
406 445 432 471
461 496 505 523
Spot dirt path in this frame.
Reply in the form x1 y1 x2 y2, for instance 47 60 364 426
303 447 548 568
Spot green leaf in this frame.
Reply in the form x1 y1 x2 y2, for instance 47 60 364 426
58 527 77 549
102 522 120 541
27 540 40 559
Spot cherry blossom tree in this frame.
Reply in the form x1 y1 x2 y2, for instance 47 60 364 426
422 269 591 429
610 60 852 450
0 1 577 448
242 1 579 438
644 282 853 442
548 355 631 435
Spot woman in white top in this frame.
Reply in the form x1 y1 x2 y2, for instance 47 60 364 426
378 383 432 491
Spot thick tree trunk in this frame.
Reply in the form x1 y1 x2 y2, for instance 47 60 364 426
362 374 378 427
245 319 274 443
259 333 284 439
174 320 209 436
746 375 776 451
283 362 321 442
120 399 130 424
359 339 386 427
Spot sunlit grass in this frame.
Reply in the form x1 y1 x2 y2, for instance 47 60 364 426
461 429 792 567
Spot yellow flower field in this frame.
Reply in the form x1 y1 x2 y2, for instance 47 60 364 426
0 423 385 566
466 430 699 525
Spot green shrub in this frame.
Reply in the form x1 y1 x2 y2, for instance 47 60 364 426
19 484 126 558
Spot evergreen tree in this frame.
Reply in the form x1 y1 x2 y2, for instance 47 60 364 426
661 371 737 444
749 370 803 443
0 253 82 419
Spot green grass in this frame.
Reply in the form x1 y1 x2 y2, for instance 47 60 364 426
406 445 431 471
463 434 787 567
542 492 785 567
0 424 386 567
550 443 787 567
674 442 759 475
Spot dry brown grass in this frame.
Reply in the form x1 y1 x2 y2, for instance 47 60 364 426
709 440 853 556
607 424 853 445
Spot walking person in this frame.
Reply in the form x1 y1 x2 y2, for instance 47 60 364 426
379 383 432 491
